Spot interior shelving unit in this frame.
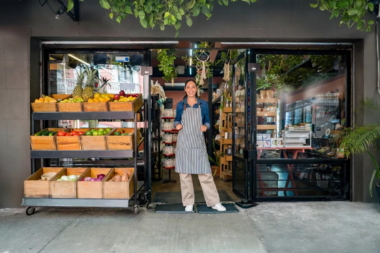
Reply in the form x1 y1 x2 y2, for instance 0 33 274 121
219 107 233 181
23 107 145 215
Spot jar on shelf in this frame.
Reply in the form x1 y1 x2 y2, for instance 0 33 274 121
163 122 173 131
172 134 178 142
163 109 174 117
163 134 173 143
163 146 174 155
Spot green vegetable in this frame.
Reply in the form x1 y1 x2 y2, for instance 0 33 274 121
42 131 51 136
34 130 48 136
48 131 57 136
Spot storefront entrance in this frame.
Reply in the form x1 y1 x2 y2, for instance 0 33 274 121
33 41 351 213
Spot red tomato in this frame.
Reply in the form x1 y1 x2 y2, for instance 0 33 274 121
78 131 84 135
67 132 73 136
72 132 80 136
58 131 65 136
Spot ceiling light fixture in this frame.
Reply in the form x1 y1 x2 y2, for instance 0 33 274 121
68 54 90 66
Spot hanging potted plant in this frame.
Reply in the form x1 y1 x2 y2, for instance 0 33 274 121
335 99 380 203
157 49 177 84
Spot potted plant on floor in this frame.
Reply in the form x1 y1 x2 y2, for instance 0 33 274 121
336 99 380 203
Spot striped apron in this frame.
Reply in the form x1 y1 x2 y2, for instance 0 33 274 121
175 105 211 174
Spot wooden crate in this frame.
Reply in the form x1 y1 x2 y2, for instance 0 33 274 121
103 168 135 199
31 103 57 112
57 102 83 112
77 168 113 198
50 168 88 198
56 136 81 150
108 94 143 112
51 94 72 100
106 128 140 150
81 129 110 150
24 167 64 198
30 128 62 150
83 102 108 112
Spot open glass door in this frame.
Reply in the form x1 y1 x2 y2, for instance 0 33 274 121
231 50 257 205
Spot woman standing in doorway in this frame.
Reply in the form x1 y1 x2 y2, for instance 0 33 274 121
174 79 226 212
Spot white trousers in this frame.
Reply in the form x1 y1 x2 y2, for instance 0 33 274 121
179 173 220 207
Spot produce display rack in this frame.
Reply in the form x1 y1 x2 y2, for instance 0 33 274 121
24 107 145 215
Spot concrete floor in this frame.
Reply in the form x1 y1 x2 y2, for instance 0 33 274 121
1 202 379 253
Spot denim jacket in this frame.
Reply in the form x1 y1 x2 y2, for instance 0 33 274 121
173 98 211 129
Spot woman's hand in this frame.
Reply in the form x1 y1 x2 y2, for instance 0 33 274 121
176 124 183 130
200 125 207 132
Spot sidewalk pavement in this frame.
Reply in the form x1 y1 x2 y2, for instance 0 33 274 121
0 201 379 253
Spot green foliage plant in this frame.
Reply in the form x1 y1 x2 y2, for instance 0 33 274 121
68 0 257 36
310 0 375 32
68 0 375 35
157 48 177 82
335 98 380 197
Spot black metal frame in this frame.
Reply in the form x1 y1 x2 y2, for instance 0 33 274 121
231 48 352 204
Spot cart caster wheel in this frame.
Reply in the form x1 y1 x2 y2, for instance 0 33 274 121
26 206 36 216
133 205 140 215
138 193 147 203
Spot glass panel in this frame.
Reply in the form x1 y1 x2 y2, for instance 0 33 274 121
256 54 347 159
48 52 145 129
233 55 246 157
256 163 348 198
49 52 145 96
233 159 248 197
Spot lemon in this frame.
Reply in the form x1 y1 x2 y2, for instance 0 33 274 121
94 93 101 98
88 99 94 103
94 98 100 103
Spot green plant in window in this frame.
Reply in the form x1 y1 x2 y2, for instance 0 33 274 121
157 49 177 83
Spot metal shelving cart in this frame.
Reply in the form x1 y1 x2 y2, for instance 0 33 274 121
23 108 145 215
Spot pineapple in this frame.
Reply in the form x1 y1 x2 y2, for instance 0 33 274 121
82 66 99 101
72 68 86 98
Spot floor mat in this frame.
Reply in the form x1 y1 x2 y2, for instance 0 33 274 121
196 203 239 214
155 203 195 213
153 190 233 203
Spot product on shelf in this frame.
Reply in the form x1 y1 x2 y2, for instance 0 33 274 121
110 128 132 136
34 129 57 136
162 109 174 117
34 95 57 103
172 134 178 142
57 129 85 136
110 170 132 182
60 97 84 103
163 122 173 131
163 134 173 143
163 146 174 155
163 158 175 168
84 128 112 136
81 173 106 182
87 93 113 103
56 175 80 182
41 172 57 181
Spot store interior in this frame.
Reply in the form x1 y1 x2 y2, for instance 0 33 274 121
44 41 350 204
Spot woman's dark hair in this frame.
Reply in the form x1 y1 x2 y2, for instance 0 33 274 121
183 79 199 100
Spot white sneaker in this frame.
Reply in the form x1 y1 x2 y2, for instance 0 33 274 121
185 205 193 212
212 203 226 211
